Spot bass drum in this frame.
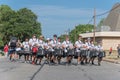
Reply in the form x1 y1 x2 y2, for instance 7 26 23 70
16 50 24 55
67 49 75 56
36 48 45 58
89 50 97 58
81 49 87 57
98 51 105 58
55 48 63 56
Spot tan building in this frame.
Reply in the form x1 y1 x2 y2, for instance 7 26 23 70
80 3 120 50
80 31 120 50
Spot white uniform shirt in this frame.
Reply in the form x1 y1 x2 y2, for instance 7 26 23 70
89 43 95 50
80 43 87 50
50 39 57 48
44 41 54 51
75 40 83 52
95 45 103 51
56 41 62 48
23 41 30 49
62 40 71 48
85 42 91 49
38 40 45 48
75 40 83 48
62 40 73 52
29 38 38 47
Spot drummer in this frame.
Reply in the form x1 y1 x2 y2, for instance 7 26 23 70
88 40 96 65
55 37 63 64
29 35 38 62
96 41 104 66
74 35 83 65
23 38 30 51
22 38 30 62
36 35 45 64
85 38 91 64
80 40 88 65
49 34 58 64
62 35 74 64
44 37 56 64
56 37 62 48
29 34 38 49
37 35 45 48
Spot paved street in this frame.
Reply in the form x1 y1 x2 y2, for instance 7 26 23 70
0 58 120 80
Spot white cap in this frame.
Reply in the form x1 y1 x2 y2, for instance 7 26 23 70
47 38 50 40
87 37 91 40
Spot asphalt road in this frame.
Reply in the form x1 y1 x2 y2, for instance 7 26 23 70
0 58 120 80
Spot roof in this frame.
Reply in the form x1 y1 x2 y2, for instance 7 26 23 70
103 3 120 31
80 31 120 38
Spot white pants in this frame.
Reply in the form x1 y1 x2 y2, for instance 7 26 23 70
4 52 8 58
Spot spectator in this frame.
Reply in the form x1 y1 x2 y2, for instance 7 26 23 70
3 43 9 57
109 47 112 56
117 44 120 58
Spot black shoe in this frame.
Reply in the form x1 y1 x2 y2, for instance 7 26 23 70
68 60 71 64
58 61 60 64
85 62 88 64
98 63 101 66
92 62 94 65
118 56 119 58
81 61 84 65
9 56 12 60
50 60 54 63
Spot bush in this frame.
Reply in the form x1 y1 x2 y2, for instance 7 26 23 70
0 37 4 48
0 50 4 56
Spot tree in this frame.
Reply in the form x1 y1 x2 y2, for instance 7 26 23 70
15 8 41 40
0 35 4 48
97 18 105 30
97 18 105 27
0 5 14 44
69 24 94 43
0 5 42 46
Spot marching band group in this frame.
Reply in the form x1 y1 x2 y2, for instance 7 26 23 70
8 34 105 66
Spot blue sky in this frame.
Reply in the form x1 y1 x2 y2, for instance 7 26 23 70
0 0 120 38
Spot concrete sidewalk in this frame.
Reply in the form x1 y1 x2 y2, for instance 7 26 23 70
103 58 120 64
103 51 120 64
0 55 5 59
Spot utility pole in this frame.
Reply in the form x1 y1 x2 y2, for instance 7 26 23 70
93 8 96 44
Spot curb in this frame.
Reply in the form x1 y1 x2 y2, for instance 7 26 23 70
103 59 120 64
0 56 5 59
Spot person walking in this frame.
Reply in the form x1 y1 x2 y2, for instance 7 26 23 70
3 43 9 58
117 44 120 58
109 47 112 56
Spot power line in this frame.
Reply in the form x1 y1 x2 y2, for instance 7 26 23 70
87 16 94 24
87 3 120 24
96 4 120 17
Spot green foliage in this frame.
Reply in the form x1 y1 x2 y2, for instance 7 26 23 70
0 5 41 46
59 34 66 42
96 18 105 31
69 24 94 43
0 50 4 56
97 18 105 27
59 24 94 43
0 35 4 48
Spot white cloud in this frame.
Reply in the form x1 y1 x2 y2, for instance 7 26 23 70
29 5 107 18
29 5 108 24
28 5 107 37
